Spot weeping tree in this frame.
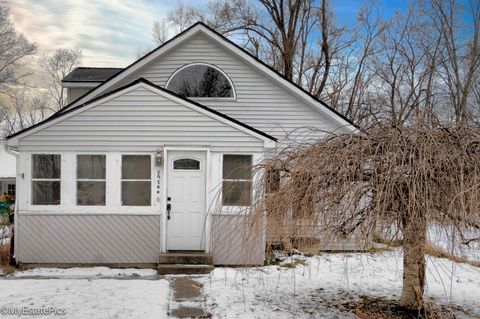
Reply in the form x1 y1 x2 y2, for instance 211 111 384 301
257 123 480 310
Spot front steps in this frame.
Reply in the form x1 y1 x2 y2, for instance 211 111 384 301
157 252 214 275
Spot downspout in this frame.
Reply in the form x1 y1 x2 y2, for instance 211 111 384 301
3 141 19 265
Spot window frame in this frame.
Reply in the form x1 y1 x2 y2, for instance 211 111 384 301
221 154 253 208
121 154 153 207
31 153 62 206
75 154 107 206
172 157 202 172
7 183 15 197
165 62 237 101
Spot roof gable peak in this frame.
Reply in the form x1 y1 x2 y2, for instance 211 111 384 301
57 20 356 131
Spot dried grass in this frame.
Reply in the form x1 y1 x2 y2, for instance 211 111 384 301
0 244 10 265
425 244 480 267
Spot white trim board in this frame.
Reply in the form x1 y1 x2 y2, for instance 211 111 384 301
62 82 101 88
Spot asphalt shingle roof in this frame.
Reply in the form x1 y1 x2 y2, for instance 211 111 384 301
62 67 124 82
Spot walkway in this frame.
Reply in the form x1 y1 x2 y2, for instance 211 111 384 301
168 276 211 318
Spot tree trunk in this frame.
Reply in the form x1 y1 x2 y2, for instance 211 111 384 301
401 212 427 310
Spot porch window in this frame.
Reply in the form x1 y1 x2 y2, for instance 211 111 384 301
121 155 151 206
77 155 106 206
222 155 252 206
32 154 61 205
7 184 15 197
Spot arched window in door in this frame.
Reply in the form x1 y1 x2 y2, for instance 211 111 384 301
173 158 201 170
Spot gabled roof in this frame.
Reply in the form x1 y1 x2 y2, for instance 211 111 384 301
62 67 124 82
55 22 357 131
7 78 277 146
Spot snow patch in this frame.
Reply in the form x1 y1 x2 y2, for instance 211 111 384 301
12 267 157 279
200 250 480 318
0 278 169 319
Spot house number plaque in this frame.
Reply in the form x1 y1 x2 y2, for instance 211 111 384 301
156 168 161 194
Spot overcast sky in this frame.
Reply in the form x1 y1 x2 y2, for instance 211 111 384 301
5 0 406 68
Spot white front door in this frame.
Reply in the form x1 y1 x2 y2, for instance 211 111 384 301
166 150 207 251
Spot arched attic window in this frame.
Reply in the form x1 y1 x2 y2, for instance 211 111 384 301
166 63 235 98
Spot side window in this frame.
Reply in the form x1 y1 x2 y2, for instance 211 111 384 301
121 155 151 206
222 155 252 206
7 184 15 197
32 154 61 205
77 155 106 206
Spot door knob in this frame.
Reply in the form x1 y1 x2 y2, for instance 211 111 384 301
167 203 171 220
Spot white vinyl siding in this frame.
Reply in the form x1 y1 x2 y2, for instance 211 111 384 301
120 33 347 140
16 214 160 263
67 87 91 104
19 85 265 153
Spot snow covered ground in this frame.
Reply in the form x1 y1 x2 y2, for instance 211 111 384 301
0 268 169 319
12 266 157 279
0 250 478 318
200 249 480 318
428 225 480 262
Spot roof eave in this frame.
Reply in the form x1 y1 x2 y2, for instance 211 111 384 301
62 81 102 88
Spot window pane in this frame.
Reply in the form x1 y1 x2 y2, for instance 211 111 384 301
32 181 60 205
173 158 200 170
223 155 252 180
122 155 151 179
167 64 233 98
222 181 252 206
77 155 106 179
122 181 151 206
77 181 106 206
32 154 61 179
7 184 15 196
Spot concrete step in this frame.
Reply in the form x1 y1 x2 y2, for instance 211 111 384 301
157 264 214 275
159 253 213 265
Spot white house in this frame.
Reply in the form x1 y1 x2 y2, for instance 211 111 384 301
0 139 16 197
6 23 355 268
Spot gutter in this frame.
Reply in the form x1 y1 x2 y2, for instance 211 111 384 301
3 141 19 264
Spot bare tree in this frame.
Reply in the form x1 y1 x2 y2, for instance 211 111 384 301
342 3 384 122
369 6 444 126
152 20 170 46
164 0 346 90
428 0 480 126
0 4 37 92
1 89 50 136
252 0 312 80
300 0 348 98
41 48 82 111
31 92 51 122
166 0 257 34
168 0 206 32
255 123 480 310
0 104 8 128
161 0 480 129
